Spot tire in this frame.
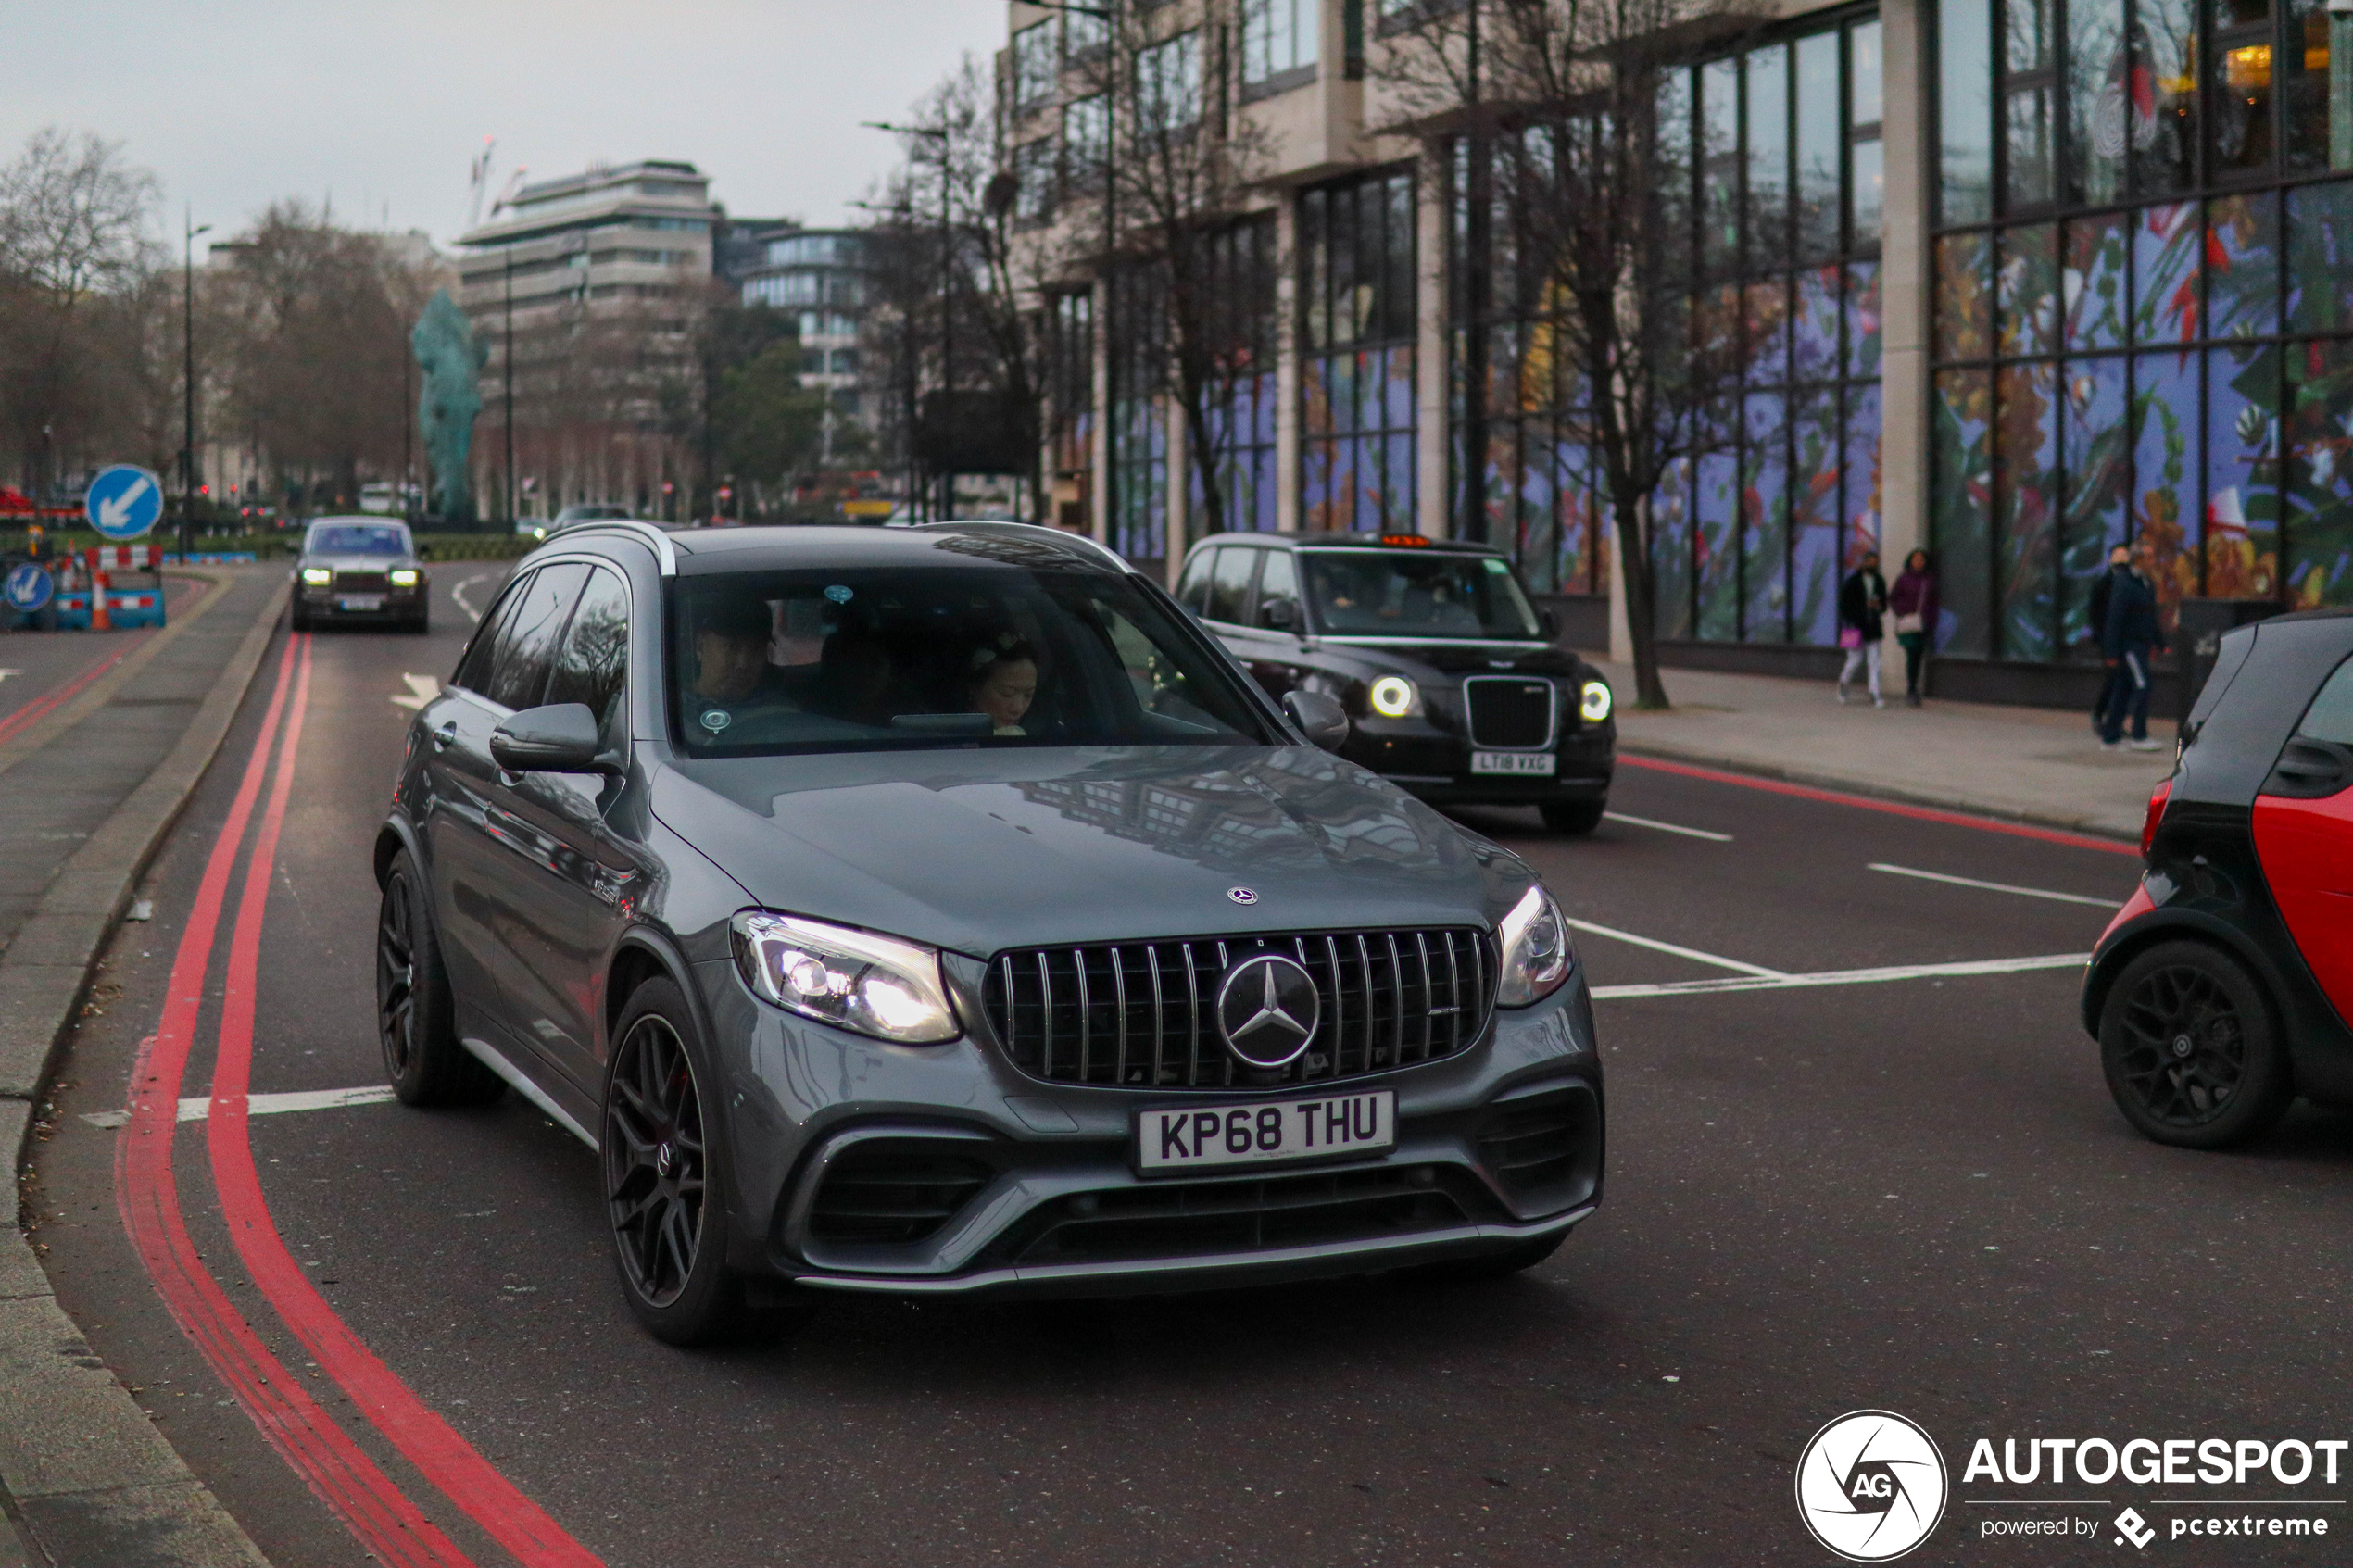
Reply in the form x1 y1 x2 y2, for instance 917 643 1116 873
1411 1233 1567 1283
376 849 504 1107
1541 800 1605 835
603 977 745 1346
2099 939 2292 1149
290 607 309 633
409 611 431 634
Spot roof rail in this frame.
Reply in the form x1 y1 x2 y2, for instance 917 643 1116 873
916 519 1132 573
544 520 679 575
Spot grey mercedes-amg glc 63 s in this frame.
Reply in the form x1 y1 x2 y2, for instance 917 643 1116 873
374 521 1604 1343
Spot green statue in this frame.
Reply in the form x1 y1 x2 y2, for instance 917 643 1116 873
412 289 484 524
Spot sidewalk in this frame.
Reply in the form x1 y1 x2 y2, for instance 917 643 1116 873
1 567 280 1568
1592 657 2173 841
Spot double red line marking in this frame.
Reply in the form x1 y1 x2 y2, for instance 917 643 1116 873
115 633 600 1568
0 635 146 750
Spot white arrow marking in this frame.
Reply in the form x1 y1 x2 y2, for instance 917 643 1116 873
97 475 154 532
391 673 441 711
81 1085 398 1129
0 671 19 684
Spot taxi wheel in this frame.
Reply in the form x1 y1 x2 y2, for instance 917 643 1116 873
376 849 503 1107
2100 940 2292 1149
1541 800 1604 835
603 979 746 1346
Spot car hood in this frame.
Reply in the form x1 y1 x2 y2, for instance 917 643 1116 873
650 744 1532 957
299 552 417 571
1316 639 1586 678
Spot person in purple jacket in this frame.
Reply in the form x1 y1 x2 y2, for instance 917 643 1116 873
1889 549 1939 708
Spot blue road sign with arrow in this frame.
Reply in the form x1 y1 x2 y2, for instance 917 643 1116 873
85 465 164 541
4 563 53 613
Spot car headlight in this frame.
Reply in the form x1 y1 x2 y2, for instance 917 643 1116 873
729 910 961 1044
300 567 332 585
1366 675 1419 718
390 568 420 586
1495 884 1572 1007
1579 680 1613 722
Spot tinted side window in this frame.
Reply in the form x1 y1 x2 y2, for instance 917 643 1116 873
1255 549 1299 627
1175 551 1215 613
1205 548 1258 624
544 566 630 746
2295 656 2353 745
484 562 592 711
452 570 535 695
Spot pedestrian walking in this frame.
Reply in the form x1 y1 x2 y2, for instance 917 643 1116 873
2098 543 2169 751
1836 550 1889 707
2086 542 2130 734
1889 548 1938 707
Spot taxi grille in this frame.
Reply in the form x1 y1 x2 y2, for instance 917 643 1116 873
1463 677 1556 749
981 928 1492 1090
333 570 391 593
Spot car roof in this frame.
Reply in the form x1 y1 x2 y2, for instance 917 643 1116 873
540 521 1129 578
1185 532 1506 558
306 515 409 528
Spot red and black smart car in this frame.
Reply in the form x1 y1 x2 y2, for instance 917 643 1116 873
2083 608 2353 1148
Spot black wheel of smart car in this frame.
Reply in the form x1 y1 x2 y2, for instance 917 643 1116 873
376 849 503 1107
603 979 743 1344
1541 800 1605 835
2100 940 2291 1149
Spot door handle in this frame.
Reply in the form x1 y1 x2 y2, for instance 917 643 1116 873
2264 737 2353 799
430 719 457 752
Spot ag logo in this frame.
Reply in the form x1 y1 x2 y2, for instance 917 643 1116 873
1794 1410 1948 1562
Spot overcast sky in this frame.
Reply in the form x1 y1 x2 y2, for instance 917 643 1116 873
7 0 1004 256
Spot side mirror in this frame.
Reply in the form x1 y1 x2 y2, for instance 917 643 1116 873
1282 689 1351 753
1539 607 1558 639
1259 596 1300 632
490 703 612 773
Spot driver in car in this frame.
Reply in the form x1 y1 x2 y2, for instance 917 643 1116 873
687 597 789 735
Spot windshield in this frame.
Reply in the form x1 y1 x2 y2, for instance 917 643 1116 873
559 505 630 522
306 523 409 556
1301 550 1543 639
667 563 1277 757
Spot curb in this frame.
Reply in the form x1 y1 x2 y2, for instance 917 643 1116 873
1615 737 2143 844
2 577 284 1568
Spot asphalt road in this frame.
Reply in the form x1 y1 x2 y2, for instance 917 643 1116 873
26 570 2352 1567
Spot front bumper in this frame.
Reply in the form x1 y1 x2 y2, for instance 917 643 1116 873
296 582 426 619
1346 721 1615 806
704 959 1605 1298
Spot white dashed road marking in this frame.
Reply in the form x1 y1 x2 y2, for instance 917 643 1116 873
82 1085 396 1130
1564 917 1787 979
451 572 492 623
1603 811 1733 842
1868 861 2123 908
1592 952 2088 999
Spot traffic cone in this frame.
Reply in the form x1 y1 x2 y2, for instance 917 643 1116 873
91 566 111 632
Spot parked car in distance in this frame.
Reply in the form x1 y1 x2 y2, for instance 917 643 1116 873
291 517 428 633
375 521 1604 1344
1175 533 1616 833
2085 608 2353 1148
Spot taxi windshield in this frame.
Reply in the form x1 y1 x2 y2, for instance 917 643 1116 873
307 523 409 556
1302 551 1543 639
668 561 1277 757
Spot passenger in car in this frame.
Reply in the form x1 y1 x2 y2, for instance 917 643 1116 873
689 597 783 705
967 640 1040 735
814 622 912 726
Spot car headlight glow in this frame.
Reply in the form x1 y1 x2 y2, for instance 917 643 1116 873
1367 675 1418 718
729 910 961 1044
300 567 332 585
1579 680 1614 722
1495 884 1572 1007
390 568 420 586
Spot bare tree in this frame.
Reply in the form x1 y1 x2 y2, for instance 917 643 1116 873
1379 0 1755 709
0 127 162 491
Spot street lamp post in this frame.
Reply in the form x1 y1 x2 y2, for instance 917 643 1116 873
503 250 516 533
866 119 956 521
181 209 211 561
850 195 924 522
1461 0 1491 546
1028 1 1117 549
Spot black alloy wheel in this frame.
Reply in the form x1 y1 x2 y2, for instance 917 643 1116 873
376 849 502 1106
2100 939 2292 1149
602 979 743 1344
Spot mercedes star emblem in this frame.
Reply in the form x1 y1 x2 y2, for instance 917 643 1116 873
1215 953 1321 1069
1227 886 1258 905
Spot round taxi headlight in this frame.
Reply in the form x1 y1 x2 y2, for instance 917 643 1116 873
1367 676 1417 719
300 567 332 585
1579 680 1614 722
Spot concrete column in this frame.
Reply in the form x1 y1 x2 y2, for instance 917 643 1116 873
1091 275 1113 546
1164 396 1188 585
1275 194 1303 532
1416 142 1448 538
1877 0 1931 571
